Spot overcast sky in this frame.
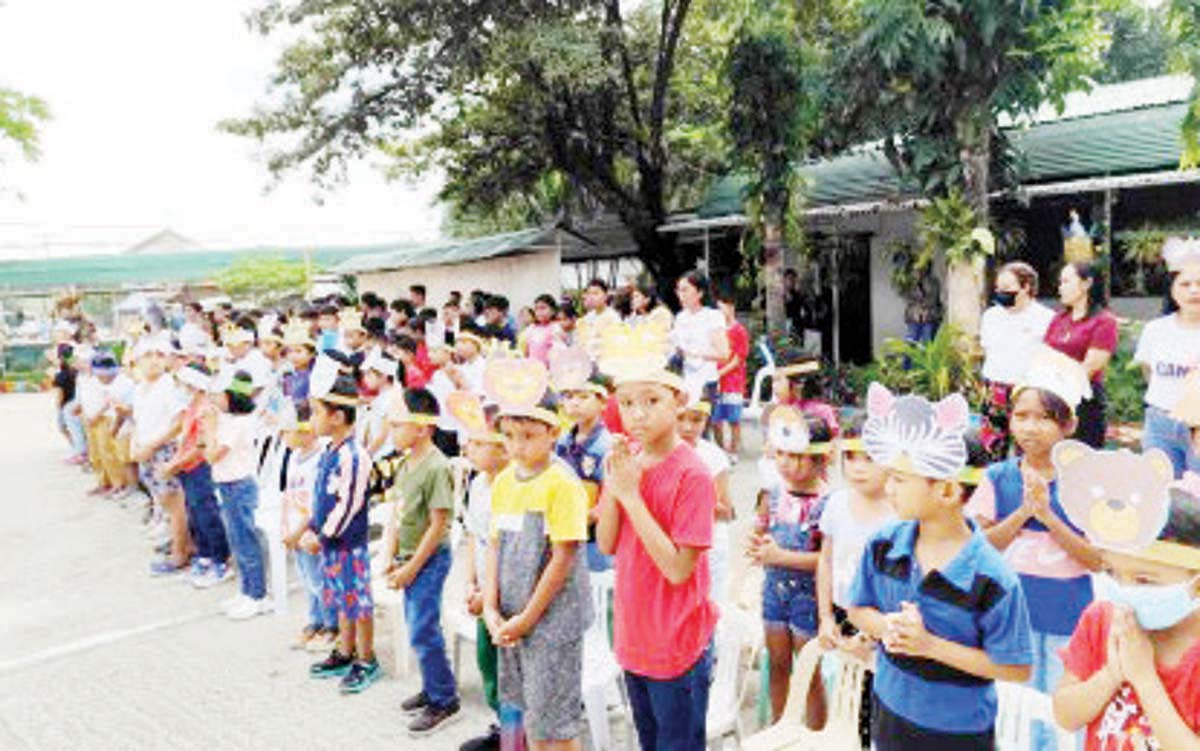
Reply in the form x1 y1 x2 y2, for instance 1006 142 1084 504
0 0 444 259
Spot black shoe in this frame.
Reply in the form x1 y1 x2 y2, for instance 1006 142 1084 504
459 724 500 751
407 700 462 737
401 690 429 715
309 650 355 679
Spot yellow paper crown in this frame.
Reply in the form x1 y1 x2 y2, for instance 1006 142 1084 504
549 345 597 393
282 319 315 348
596 320 681 390
339 308 365 333
484 356 556 425
221 323 253 346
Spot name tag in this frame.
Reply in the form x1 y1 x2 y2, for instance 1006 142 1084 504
495 513 524 533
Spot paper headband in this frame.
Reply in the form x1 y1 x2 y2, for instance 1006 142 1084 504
339 309 366 333
863 383 969 481
595 320 683 391
282 320 315 348
767 405 831 455
309 353 359 407
1163 236 1200 273
549 345 599 394
445 390 505 442
1014 346 1092 409
483 356 556 426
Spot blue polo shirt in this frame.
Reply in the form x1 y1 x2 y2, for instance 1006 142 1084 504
849 519 1033 734
555 423 611 488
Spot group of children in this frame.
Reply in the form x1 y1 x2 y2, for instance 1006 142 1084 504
45 273 1200 751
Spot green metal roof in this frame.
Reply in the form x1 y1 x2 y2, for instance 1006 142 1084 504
334 228 551 273
694 100 1189 216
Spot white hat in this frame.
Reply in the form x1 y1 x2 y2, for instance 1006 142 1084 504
175 364 213 393
1015 346 1092 409
1163 236 1200 272
363 348 398 378
134 333 174 358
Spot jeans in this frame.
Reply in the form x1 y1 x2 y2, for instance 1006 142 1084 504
179 464 230 563
1143 405 1198 478
1029 630 1078 751
296 550 337 631
217 477 266 599
905 321 937 344
405 546 457 707
624 642 714 751
60 401 87 455
586 540 613 572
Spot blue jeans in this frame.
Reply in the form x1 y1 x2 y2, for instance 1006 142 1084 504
586 541 613 572
179 464 230 563
405 546 457 707
905 321 937 344
60 401 87 455
295 550 337 630
217 477 266 599
1029 630 1076 751
1143 405 1198 478
624 642 714 751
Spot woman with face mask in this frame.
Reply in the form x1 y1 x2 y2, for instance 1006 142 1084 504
979 262 1056 461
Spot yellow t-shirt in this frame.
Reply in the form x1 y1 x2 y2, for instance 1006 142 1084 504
489 458 588 543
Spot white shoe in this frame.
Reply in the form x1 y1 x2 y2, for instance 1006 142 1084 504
220 593 247 614
226 596 268 621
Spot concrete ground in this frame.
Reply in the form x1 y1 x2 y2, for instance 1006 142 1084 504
0 393 768 751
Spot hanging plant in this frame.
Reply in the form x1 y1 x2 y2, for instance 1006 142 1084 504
917 190 995 267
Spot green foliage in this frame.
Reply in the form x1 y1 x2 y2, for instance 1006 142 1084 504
1106 321 1147 425
214 256 310 302
873 324 984 408
916 191 994 268
1172 0 1200 168
1096 1 1174 83
0 87 50 164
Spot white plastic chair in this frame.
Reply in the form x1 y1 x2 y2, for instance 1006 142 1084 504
253 435 289 615
582 570 635 751
741 640 866 751
366 500 417 677
995 681 1078 751
707 607 765 750
743 338 776 423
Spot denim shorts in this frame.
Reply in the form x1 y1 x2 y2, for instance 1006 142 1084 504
322 544 374 621
138 444 182 497
762 572 817 636
712 394 743 424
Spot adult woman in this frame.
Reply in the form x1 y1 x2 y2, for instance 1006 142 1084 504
1043 262 1118 448
979 262 1056 460
671 272 730 402
1134 244 1200 476
627 284 671 328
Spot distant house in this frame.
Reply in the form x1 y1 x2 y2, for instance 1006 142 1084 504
122 228 204 255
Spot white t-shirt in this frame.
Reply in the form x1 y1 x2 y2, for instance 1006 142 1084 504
979 301 1056 384
131 375 185 451
818 487 897 608
464 473 494 581
178 321 210 353
221 348 275 390
99 373 136 420
694 438 731 479
671 306 726 392
212 413 258 482
77 375 106 421
282 445 325 538
1135 314 1200 411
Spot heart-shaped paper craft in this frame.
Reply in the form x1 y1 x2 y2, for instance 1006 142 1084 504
484 357 548 411
446 390 486 433
549 345 593 392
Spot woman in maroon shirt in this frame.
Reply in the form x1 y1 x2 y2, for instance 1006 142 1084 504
1043 261 1118 447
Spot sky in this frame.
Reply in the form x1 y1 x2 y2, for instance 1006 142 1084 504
0 0 445 260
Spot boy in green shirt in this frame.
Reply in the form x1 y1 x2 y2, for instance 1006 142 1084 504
382 388 461 736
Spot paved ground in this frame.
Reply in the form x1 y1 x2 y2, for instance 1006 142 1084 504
0 393 767 751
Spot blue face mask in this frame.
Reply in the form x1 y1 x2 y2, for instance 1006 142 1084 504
1094 574 1199 631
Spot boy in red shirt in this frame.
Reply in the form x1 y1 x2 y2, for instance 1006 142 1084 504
595 324 718 751
714 292 749 458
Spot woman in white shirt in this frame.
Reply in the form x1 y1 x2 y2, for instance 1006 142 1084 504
978 261 1055 461
1136 254 1200 476
671 271 730 402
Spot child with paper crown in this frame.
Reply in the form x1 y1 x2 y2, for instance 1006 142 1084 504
594 321 717 751
550 345 615 573
481 355 592 751
302 365 380 694
677 395 733 603
848 383 1033 751
381 386 461 735
359 349 399 459
748 404 832 724
1051 441 1200 749
281 319 316 410
966 347 1102 751
772 353 840 437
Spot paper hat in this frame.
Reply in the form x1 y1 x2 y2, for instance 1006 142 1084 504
277 400 312 432
282 319 315 348
258 315 284 343
386 387 439 426
1162 236 1200 273
362 348 398 378
175 363 213 393
766 404 832 455
456 330 484 349
339 309 366 334
549 345 605 396
1170 371 1200 427
680 394 712 417
483 356 556 425
863 383 969 481
447 390 504 442
134 333 175 358
1014 346 1092 409
777 356 822 378
1054 440 1200 569
221 324 254 346
596 320 683 392
310 353 359 407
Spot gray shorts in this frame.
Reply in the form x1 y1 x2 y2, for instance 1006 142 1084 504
499 637 583 741
138 443 182 497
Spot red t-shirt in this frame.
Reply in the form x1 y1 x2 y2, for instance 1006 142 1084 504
613 442 718 679
1044 310 1118 383
719 321 750 395
1060 601 1200 750
175 400 208 474
602 394 625 437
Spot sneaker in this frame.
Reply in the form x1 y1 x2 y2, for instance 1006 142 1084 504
226 596 268 621
220 593 248 614
186 558 213 586
149 559 182 577
153 540 172 556
310 650 355 679
459 725 501 751
401 691 430 715
338 658 382 694
306 629 338 653
407 701 462 737
194 562 233 589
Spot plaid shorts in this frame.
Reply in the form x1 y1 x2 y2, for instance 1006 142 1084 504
322 544 374 621
138 443 182 497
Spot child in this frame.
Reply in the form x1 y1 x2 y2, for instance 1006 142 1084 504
848 383 1033 751
461 410 510 751
1051 443 1200 749
967 352 1100 751
523 294 562 366
676 397 734 603
749 406 831 723
382 388 461 735
280 403 338 652
161 363 232 588
282 320 316 410
483 359 592 751
713 292 749 458
204 370 269 620
555 373 614 572
773 356 839 437
595 329 717 751
360 349 399 458
302 371 379 693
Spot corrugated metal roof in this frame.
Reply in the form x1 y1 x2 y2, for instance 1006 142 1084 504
334 228 553 273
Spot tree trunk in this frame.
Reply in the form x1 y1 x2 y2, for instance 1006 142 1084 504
951 115 991 341
763 220 786 335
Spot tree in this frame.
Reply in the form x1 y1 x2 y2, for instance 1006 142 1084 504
1097 1 1173 84
223 0 739 298
215 256 310 303
0 88 50 170
1173 0 1200 167
835 0 1108 338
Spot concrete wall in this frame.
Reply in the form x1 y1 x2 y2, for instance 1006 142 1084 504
356 249 561 309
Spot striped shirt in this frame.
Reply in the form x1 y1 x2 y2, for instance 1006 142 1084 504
309 435 372 551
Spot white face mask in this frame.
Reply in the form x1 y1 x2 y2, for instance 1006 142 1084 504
1094 573 1200 631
